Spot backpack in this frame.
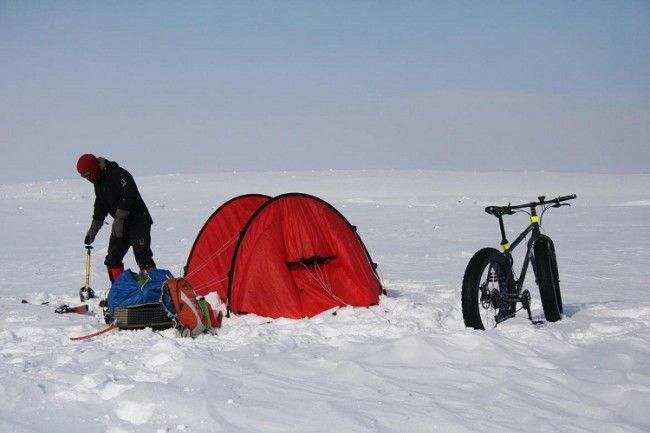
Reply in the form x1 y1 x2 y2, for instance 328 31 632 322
162 277 220 337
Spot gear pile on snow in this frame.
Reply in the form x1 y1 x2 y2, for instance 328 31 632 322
184 193 383 319
105 269 220 336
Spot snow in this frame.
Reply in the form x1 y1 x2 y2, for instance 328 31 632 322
1 170 649 433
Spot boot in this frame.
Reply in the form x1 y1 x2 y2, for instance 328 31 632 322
107 265 124 283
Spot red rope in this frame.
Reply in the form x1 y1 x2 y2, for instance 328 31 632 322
69 323 117 341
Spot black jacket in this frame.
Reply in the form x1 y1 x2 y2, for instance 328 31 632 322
92 159 153 227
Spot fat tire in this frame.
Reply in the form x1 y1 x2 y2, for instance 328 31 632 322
533 235 562 322
544 235 563 314
462 248 515 330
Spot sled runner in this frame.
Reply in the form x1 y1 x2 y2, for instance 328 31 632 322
114 303 174 330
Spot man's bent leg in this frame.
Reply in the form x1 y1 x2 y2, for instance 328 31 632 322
129 224 156 271
105 233 129 283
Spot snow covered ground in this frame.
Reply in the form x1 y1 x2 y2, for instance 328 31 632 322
1 170 649 433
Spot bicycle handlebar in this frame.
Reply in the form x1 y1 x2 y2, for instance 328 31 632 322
485 194 577 216
555 194 577 202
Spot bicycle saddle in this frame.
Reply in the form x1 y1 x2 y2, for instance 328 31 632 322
484 205 515 216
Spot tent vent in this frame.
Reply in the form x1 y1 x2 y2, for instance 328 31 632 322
287 255 336 270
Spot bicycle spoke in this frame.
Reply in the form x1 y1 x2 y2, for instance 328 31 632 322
479 264 498 329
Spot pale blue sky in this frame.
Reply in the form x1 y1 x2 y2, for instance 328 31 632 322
1 1 649 183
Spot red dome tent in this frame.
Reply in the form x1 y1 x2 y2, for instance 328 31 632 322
185 193 382 319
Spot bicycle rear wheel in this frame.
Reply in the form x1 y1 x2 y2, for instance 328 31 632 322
533 235 562 322
462 248 516 330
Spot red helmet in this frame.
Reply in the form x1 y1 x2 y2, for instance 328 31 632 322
77 154 100 182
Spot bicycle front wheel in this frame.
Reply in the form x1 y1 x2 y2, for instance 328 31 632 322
462 248 515 330
533 235 562 322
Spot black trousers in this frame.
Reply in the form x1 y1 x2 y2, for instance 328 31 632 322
104 223 155 270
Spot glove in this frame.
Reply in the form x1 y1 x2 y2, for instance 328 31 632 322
112 208 130 238
84 219 103 245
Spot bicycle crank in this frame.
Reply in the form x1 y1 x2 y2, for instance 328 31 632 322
520 289 543 324
490 289 501 309
521 289 531 311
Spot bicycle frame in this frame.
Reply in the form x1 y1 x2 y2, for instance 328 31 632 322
495 209 541 314
486 194 577 324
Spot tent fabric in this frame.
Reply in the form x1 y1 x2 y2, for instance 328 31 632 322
185 194 270 299
185 193 382 319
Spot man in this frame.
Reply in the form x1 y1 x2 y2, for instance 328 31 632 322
77 154 156 285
